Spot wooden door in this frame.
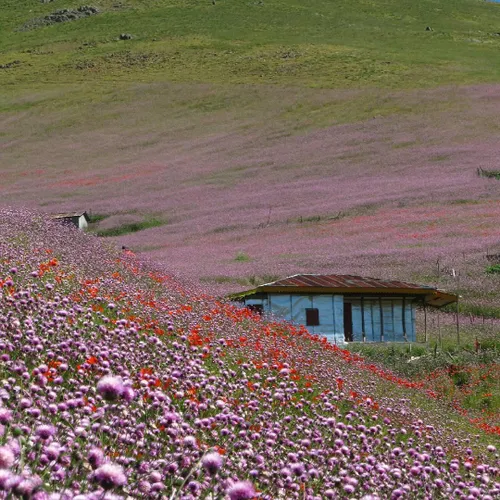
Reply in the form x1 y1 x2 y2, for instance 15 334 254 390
344 302 353 342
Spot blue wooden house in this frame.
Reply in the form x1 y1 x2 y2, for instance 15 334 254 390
230 274 457 343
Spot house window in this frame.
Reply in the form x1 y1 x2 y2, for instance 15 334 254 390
305 308 319 326
247 304 263 315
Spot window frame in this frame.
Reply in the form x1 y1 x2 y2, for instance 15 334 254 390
305 307 320 326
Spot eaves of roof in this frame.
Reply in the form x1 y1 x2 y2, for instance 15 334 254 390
227 274 458 308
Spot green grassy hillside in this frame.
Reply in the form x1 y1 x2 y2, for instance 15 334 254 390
2 0 500 91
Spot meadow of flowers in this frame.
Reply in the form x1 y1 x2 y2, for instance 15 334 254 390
2 83 500 331
0 208 497 499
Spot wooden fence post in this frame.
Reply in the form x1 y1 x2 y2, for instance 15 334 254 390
424 304 428 344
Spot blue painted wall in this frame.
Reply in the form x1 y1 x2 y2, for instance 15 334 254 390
243 294 417 343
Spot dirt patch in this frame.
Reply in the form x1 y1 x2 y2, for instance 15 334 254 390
0 61 22 70
19 6 99 31
72 51 168 72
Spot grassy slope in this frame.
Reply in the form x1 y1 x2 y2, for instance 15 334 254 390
347 340 499 421
2 0 500 90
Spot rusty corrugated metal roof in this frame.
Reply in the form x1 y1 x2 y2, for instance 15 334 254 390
52 212 87 218
265 274 434 290
229 274 458 307
51 212 89 220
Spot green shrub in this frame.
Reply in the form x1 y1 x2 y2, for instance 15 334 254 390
234 251 251 262
486 264 500 274
477 168 500 180
96 217 166 237
451 370 470 388
89 213 108 224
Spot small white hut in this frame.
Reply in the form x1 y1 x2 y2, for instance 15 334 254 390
51 211 90 230
230 274 457 343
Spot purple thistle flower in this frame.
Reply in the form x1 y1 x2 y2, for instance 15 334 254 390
31 491 49 500
0 446 15 468
183 435 197 448
343 483 356 494
227 480 256 500
280 467 291 478
94 463 127 490
6 439 20 457
14 476 42 497
0 409 12 425
149 471 162 483
188 480 201 493
138 481 151 494
97 376 124 401
151 482 165 493
35 424 56 440
202 451 223 475
290 462 305 476
122 386 135 402
0 470 15 491
88 447 105 469
45 444 60 461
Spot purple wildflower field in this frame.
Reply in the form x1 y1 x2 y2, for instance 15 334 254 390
2 84 500 303
0 209 497 499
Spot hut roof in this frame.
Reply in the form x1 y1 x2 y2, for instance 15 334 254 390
229 274 458 307
51 211 90 221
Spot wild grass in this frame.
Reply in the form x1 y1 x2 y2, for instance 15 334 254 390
88 212 109 224
95 216 166 237
234 251 251 262
477 167 500 180
486 264 500 274
347 339 499 378
346 338 499 418
286 212 345 224
441 300 500 319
